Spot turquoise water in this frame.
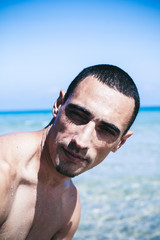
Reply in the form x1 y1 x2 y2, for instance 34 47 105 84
0 109 160 240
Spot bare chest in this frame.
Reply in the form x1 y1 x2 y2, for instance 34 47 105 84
0 184 66 240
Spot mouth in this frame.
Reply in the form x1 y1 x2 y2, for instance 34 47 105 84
62 146 88 164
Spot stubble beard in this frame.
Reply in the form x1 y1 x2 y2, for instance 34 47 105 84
56 165 76 178
55 161 88 178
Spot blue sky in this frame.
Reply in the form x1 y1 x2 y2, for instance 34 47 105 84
0 0 160 110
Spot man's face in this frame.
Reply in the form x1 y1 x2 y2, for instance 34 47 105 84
48 76 134 177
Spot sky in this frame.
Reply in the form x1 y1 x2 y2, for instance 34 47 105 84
0 0 160 110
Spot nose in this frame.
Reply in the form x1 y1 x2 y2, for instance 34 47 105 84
71 122 95 149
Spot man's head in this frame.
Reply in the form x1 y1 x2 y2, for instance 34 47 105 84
63 64 140 134
47 64 140 178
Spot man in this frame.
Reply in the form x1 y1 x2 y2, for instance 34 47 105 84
0 64 140 239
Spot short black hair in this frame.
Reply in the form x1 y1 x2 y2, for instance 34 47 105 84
63 64 140 133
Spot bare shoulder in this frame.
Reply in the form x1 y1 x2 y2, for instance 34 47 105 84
0 127 43 161
0 131 42 174
0 156 13 225
0 131 42 225
0 134 18 225
0 131 42 157
54 181 81 240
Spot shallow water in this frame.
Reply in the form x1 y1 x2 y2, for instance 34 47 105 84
0 109 160 240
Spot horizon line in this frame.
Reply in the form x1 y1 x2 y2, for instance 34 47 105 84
0 106 160 114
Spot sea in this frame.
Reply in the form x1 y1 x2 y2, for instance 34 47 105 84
0 107 160 240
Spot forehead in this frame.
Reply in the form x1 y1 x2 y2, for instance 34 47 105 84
66 76 134 131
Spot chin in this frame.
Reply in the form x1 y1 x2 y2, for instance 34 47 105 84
56 165 85 178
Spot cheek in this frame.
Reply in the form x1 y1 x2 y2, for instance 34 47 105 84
90 149 109 169
94 138 114 153
53 116 77 143
93 143 114 165
97 148 110 162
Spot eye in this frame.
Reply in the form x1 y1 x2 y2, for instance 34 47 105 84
97 125 116 137
65 108 88 125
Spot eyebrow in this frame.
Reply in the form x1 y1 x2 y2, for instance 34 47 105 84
67 103 121 135
67 103 92 117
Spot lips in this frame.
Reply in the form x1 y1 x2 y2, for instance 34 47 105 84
62 146 87 164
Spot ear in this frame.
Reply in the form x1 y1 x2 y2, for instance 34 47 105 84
52 90 65 118
112 131 133 153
